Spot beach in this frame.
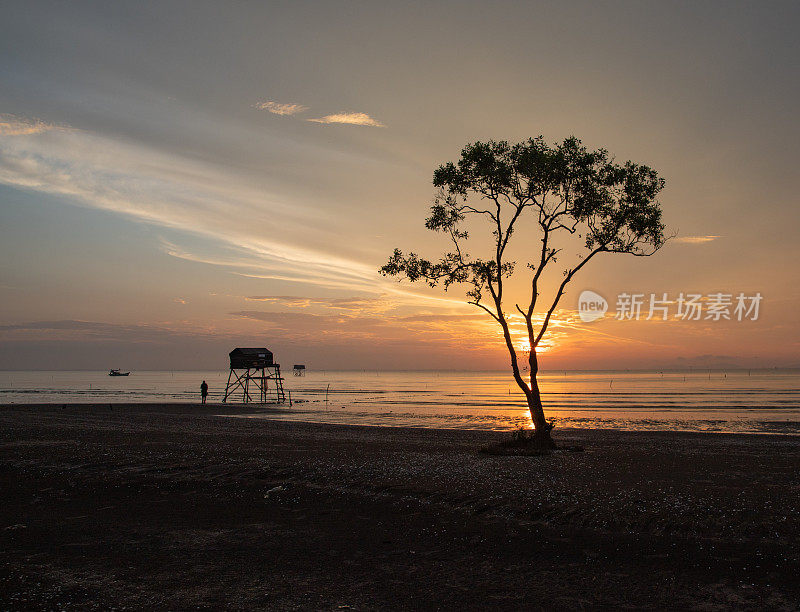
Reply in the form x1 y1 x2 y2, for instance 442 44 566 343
1 404 799 610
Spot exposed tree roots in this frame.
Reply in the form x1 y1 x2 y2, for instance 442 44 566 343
479 426 584 456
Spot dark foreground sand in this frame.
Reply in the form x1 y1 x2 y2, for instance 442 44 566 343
1 404 799 610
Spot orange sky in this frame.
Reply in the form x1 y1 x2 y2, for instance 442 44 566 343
0 2 798 370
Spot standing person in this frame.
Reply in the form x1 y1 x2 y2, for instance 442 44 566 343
200 380 208 404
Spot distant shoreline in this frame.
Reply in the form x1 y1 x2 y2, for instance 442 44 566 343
1 367 799 373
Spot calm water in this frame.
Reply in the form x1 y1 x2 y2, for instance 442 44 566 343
1 369 799 434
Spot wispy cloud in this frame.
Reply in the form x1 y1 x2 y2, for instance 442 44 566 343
0 118 369 289
229 309 499 348
245 295 389 311
159 239 383 295
254 100 309 115
0 112 465 328
0 113 69 136
0 319 199 341
308 112 385 127
673 235 721 244
254 102 386 127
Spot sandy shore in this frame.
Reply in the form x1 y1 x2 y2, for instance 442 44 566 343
1 403 799 610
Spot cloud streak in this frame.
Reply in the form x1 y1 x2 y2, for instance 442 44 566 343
0 113 458 317
0 113 383 291
0 319 205 342
0 113 69 136
308 112 385 127
673 235 721 244
229 309 500 347
245 295 392 312
253 102 385 128
255 100 309 115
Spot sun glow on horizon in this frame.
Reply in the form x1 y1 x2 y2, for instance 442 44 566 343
505 312 567 356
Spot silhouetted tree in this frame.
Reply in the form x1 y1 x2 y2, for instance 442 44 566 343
380 137 666 447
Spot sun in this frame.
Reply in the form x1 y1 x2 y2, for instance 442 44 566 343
513 338 555 354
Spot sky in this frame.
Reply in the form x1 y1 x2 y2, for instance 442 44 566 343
0 1 798 371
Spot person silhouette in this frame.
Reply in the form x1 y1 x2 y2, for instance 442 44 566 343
200 380 208 404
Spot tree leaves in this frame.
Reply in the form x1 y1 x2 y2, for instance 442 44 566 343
383 136 665 293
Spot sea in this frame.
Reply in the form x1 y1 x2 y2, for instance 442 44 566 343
2 369 800 435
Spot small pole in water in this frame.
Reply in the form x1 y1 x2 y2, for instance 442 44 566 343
325 383 330 408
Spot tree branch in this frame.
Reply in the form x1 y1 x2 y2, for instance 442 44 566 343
534 245 606 346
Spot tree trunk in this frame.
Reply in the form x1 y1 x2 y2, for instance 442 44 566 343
526 376 555 448
496 309 555 448
528 348 556 448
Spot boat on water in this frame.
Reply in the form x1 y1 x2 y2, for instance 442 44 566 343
109 369 130 377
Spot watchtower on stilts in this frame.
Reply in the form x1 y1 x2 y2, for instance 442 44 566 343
223 348 285 404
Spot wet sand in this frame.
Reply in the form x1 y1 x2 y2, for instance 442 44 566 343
1 403 799 610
